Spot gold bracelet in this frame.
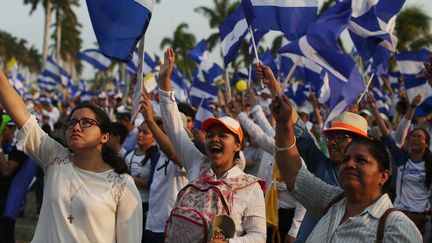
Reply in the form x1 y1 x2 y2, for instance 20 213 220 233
275 136 296 152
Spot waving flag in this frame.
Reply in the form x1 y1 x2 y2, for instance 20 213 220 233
194 98 214 130
78 49 112 70
170 68 190 103
188 40 224 83
348 0 405 60
189 77 219 106
371 87 390 115
37 57 71 89
403 76 432 118
126 49 157 75
395 49 431 77
285 81 309 106
86 0 155 62
278 0 365 124
241 0 318 37
219 6 248 66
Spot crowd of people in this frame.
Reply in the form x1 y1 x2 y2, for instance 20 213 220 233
0 48 431 243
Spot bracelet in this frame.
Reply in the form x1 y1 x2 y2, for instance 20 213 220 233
275 136 296 152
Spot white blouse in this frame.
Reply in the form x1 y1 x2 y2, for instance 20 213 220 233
16 116 142 243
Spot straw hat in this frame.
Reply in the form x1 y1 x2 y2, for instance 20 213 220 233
324 111 369 138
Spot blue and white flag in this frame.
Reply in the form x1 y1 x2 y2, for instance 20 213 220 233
188 40 224 83
38 57 71 89
241 0 318 37
395 49 431 77
371 87 390 115
278 0 365 124
285 82 309 106
78 49 112 70
404 76 432 118
86 0 155 62
127 49 157 75
189 77 219 106
194 98 214 130
219 6 248 66
348 0 405 62
171 67 190 103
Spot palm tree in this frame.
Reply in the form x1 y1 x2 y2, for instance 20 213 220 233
160 23 197 78
195 0 240 50
24 0 52 65
395 5 432 51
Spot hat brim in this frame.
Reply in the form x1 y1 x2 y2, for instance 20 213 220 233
202 118 242 143
323 127 369 138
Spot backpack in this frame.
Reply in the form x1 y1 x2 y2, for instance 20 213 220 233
323 193 399 242
164 163 265 243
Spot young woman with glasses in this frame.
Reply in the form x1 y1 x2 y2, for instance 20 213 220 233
0 68 143 242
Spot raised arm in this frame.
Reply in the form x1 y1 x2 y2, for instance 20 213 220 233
140 93 182 167
158 48 204 172
0 69 30 128
367 92 390 137
271 95 302 190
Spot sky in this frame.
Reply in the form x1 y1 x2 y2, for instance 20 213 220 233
1 0 431 78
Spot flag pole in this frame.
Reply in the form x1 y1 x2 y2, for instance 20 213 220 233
132 37 146 122
225 69 231 103
248 26 263 89
280 56 301 96
356 72 375 104
247 64 252 87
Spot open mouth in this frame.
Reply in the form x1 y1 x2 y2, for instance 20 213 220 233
209 144 223 155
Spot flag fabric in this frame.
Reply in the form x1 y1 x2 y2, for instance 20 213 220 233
219 6 249 66
78 49 112 70
194 98 214 130
241 0 318 37
404 76 432 118
188 40 224 83
348 0 405 61
395 49 431 77
37 56 71 88
127 49 157 75
10 73 27 96
371 87 390 115
86 0 155 62
278 0 365 124
285 81 308 106
260 49 278 77
189 77 219 106
3 157 37 219
170 68 190 103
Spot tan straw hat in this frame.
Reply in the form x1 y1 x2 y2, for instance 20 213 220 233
324 111 369 138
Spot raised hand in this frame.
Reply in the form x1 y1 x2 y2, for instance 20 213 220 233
228 99 243 116
270 95 293 124
411 93 422 107
140 93 154 122
158 48 175 91
256 62 281 97
245 87 258 108
366 92 376 106
309 93 319 108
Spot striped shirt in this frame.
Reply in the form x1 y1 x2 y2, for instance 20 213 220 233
293 165 422 242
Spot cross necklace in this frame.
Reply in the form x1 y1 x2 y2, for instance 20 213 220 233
68 163 84 224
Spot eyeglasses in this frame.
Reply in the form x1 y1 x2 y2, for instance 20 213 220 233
325 134 353 144
66 118 100 130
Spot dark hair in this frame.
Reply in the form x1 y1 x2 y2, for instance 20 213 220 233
410 128 432 189
111 122 129 145
345 138 392 193
178 103 196 120
68 104 128 174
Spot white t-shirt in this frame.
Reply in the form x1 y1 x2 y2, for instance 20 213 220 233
394 158 432 212
124 149 152 203
16 116 142 243
145 152 188 233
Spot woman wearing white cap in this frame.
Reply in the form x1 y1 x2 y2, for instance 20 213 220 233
158 48 266 243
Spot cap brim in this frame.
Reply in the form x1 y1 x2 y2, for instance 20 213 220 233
323 127 369 138
202 118 240 141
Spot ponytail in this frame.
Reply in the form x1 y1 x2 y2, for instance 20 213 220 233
102 144 128 174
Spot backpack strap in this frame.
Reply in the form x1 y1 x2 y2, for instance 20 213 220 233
376 208 399 243
323 193 345 216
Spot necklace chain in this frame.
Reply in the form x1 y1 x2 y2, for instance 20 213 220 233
68 163 84 224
